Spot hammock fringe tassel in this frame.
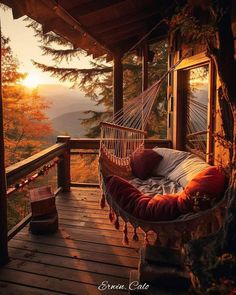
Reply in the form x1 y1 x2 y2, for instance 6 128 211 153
132 227 139 242
123 222 129 245
100 193 106 209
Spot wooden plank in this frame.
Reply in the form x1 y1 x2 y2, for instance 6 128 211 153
59 212 117 223
69 138 100 150
20 226 143 248
90 7 160 34
14 232 139 258
0 282 63 295
9 239 138 268
0 268 103 295
57 202 107 211
69 138 172 150
58 209 113 220
8 248 131 278
70 182 100 188
69 0 125 18
5 258 128 287
58 221 144 241
58 217 143 234
56 202 107 211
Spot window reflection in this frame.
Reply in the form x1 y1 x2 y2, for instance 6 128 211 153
185 65 209 159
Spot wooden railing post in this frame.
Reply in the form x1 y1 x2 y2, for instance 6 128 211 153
57 136 71 192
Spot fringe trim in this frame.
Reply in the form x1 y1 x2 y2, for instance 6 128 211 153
100 193 106 209
144 232 150 246
114 215 120 230
123 222 129 245
108 207 115 222
132 227 139 242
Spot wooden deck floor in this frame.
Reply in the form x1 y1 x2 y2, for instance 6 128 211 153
0 188 144 295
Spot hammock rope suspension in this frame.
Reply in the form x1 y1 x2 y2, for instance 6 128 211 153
100 52 190 178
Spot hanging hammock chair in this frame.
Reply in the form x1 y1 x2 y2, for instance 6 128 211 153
98 54 228 247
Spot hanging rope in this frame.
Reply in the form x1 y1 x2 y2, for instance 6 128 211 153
99 50 191 177
124 19 165 58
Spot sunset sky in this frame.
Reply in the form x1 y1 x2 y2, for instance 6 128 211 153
0 6 91 88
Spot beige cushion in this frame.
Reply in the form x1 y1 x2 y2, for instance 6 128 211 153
168 154 210 188
153 148 190 177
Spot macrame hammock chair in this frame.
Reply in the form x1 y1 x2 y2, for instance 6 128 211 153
99 55 227 247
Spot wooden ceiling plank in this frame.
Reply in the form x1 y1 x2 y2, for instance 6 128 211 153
104 22 146 39
68 0 126 18
104 24 145 44
90 9 160 35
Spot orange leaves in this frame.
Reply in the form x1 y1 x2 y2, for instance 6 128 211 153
2 36 52 166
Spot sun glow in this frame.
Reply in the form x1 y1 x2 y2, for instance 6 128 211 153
21 72 43 88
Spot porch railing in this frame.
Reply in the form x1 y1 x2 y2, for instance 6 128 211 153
4 136 172 243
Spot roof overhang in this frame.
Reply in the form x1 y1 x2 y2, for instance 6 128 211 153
0 0 180 59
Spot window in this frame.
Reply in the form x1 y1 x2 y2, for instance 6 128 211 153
184 65 209 159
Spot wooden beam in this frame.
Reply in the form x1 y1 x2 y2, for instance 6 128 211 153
142 41 149 91
113 51 123 115
40 0 112 55
68 0 126 18
0 21 9 265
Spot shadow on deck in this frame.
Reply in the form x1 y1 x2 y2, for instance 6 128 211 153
0 188 144 295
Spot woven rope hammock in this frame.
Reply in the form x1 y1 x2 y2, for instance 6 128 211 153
99 52 227 247
99 55 186 178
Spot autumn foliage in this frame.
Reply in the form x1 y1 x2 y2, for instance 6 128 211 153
2 36 52 166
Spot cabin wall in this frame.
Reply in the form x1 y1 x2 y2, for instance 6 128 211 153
167 29 235 167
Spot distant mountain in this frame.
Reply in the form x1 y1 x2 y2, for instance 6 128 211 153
38 84 103 120
37 84 104 138
52 111 92 138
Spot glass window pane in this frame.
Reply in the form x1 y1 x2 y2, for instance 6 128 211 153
185 65 209 158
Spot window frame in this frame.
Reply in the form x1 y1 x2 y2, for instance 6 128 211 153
173 52 215 163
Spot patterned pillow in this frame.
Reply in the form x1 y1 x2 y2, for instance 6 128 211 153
152 148 190 177
168 154 210 188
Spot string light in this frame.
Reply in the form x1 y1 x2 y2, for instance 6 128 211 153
7 158 60 196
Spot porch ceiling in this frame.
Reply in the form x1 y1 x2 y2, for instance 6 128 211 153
1 0 185 59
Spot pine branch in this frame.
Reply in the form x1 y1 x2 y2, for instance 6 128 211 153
24 18 71 46
40 45 85 62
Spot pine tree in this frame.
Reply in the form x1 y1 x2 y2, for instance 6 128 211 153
26 19 168 138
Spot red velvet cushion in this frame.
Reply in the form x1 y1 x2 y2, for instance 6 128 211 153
105 166 225 222
184 166 225 197
177 166 225 214
131 149 163 180
106 176 180 221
